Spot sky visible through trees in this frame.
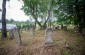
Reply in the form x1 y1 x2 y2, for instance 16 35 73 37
0 0 29 21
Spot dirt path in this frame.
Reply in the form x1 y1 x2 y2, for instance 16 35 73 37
0 30 85 55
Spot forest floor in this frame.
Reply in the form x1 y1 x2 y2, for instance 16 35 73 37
0 29 85 55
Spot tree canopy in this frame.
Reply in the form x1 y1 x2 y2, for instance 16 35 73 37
21 0 85 32
57 0 85 33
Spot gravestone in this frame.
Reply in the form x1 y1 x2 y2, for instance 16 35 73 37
63 26 67 31
55 26 58 29
29 27 35 36
74 26 78 33
25 27 29 31
45 28 53 46
82 28 85 35
52 25 56 31
13 28 22 45
55 26 59 30
9 29 14 39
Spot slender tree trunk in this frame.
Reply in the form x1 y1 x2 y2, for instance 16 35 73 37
49 11 53 28
43 10 51 27
33 15 42 28
61 24 63 29
29 0 42 28
41 3 53 28
82 3 85 28
1 0 7 38
34 21 36 29
49 19 51 28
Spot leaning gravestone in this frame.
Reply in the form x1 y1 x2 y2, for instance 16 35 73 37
82 28 85 35
13 28 22 45
9 29 14 39
45 28 53 46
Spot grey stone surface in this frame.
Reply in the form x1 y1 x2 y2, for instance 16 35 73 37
29 27 35 36
52 25 56 31
74 26 78 32
9 29 14 39
45 28 53 46
13 28 22 45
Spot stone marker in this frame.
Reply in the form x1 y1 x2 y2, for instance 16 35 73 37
52 25 56 31
63 26 67 31
9 29 14 39
82 28 85 35
25 27 29 31
29 27 35 36
74 26 78 32
45 28 53 46
55 26 59 30
13 28 22 45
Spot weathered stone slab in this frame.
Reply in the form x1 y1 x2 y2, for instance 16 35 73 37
13 28 22 45
45 28 53 46
74 26 79 33
29 27 35 36
52 25 56 31
9 29 14 39
55 26 58 29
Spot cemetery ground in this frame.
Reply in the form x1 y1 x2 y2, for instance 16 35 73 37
0 29 85 55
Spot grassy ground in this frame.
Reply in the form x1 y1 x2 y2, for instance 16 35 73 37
0 29 85 55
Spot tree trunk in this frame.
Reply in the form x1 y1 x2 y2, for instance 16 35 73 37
1 0 7 38
49 11 52 28
82 3 85 28
30 0 42 29
43 10 51 27
74 4 82 33
61 24 63 29
49 19 51 28
33 15 42 28
34 21 36 29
